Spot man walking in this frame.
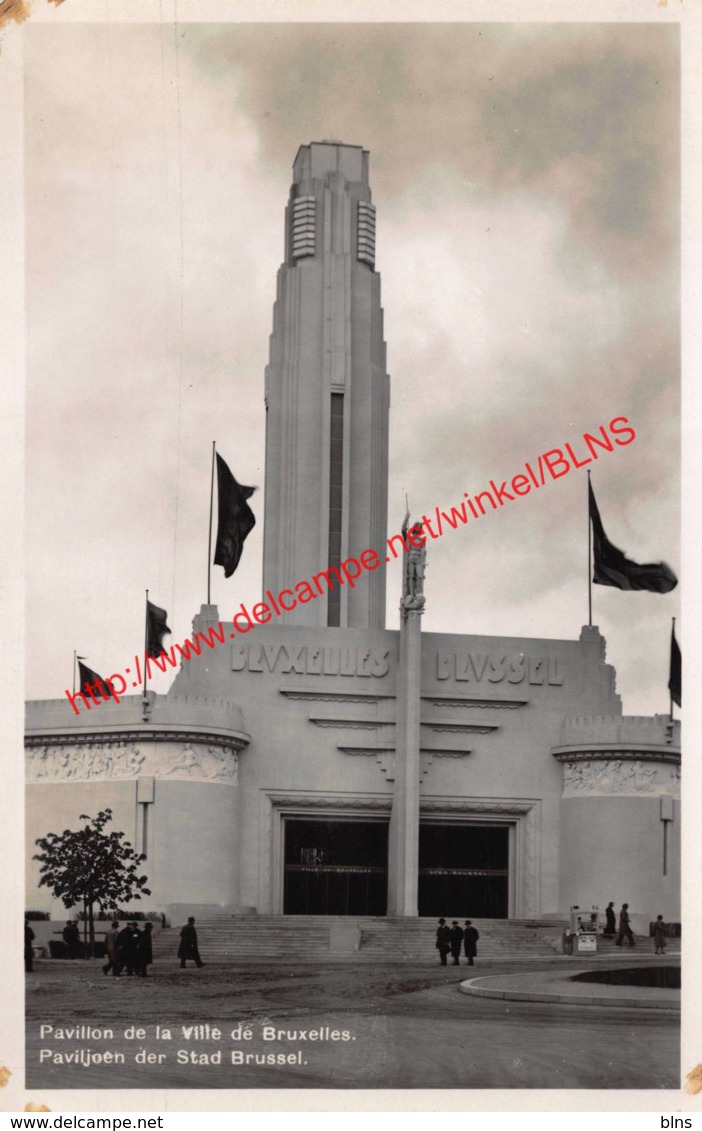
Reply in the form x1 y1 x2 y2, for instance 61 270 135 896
615 902 635 947
113 921 142 975
464 920 479 966
653 915 667 955
63 920 81 959
603 902 616 937
178 916 205 969
449 921 464 966
140 922 154 975
24 920 35 973
435 918 451 966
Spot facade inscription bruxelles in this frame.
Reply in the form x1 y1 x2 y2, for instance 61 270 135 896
231 643 391 677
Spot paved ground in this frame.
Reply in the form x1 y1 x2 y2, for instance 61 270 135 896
25 957 680 1092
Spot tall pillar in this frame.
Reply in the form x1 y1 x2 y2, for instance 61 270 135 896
387 520 426 916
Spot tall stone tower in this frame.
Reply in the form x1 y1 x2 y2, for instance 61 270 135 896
263 141 390 629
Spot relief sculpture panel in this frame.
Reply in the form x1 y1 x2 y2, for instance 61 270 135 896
26 741 238 784
562 759 680 798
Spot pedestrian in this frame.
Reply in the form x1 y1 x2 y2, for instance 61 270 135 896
62 920 81 959
113 921 142 975
102 920 121 975
24 920 35 973
615 902 635 947
449 921 464 965
464 920 479 966
178 916 204 969
435 918 451 966
603 902 616 937
653 915 667 955
140 922 154 975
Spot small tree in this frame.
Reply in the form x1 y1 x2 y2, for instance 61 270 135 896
34 809 151 957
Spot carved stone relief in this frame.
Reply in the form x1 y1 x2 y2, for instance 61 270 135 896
562 759 680 798
26 740 238 784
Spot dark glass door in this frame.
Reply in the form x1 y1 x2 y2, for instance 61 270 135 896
418 823 509 918
284 819 388 915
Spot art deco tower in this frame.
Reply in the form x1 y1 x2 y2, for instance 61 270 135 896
263 142 390 629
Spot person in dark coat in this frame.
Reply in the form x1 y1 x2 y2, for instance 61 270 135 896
653 915 667 955
449 921 464 965
463 920 479 966
178 917 204 969
615 903 635 947
140 922 154 975
24 918 34 972
113 922 142 975
102 920 121 975
603 902 616 937
62 920 81 959
435 918 451 966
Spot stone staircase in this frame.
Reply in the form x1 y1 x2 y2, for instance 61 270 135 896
153 915 570 963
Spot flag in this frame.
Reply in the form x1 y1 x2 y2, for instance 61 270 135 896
77 660 113 699
668 622 681 708
588 481 677 594
213 453 256 578
146 600 171 659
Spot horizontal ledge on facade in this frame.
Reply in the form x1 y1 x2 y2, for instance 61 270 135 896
25 725 251 751
422 720 498 734
421 694 528 710
552 746 680 765
310 717 382 729
336 744 472 757
421 749 472 758
281 688 395 703
337 743 394 754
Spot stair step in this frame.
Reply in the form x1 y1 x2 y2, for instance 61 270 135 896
153 914 573 962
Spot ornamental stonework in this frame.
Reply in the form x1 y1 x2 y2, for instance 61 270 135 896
26 741 238 785
562 759 680 798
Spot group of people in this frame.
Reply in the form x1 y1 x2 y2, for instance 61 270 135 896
603 902 668 954
435 918 479 966
25 915 206 974
102 920 154 976
603 901 636 947
103 916 206 973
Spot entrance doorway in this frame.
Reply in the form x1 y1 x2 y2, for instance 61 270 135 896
418 823 509 918
283 819 388 915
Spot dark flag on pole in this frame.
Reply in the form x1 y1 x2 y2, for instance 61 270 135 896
668 622 681 708
588 481 678 594
77 660 113 699
213 453 256 578
145 600 171 659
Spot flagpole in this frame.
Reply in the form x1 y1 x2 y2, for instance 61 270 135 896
143 589 149 701
207 441 216 604
670 616 675 722
587 470 592 627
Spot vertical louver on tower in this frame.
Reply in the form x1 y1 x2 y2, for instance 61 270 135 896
357 201 376 267
291 195 316 259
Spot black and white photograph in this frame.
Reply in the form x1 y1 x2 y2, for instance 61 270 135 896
2 0 699 1111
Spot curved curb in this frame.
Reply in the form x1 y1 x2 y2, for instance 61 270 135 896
458 972 680 1011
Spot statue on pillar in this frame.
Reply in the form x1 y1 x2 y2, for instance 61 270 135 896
401 513 427 615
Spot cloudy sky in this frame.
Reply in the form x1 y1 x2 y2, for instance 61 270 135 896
24 19 680 714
